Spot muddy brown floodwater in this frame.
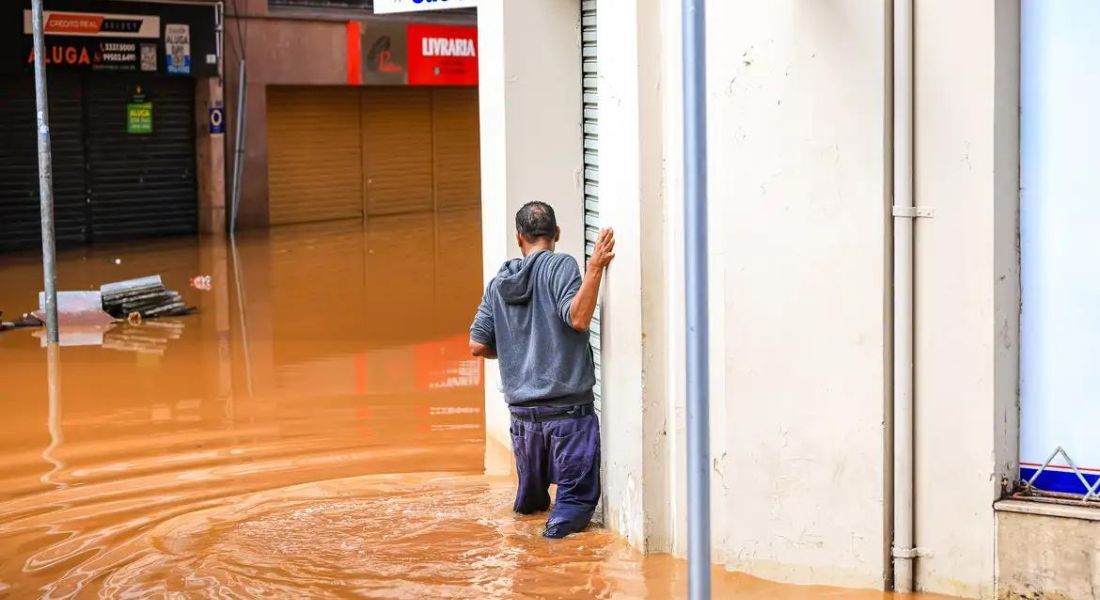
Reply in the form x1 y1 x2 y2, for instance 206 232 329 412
0 210 952 599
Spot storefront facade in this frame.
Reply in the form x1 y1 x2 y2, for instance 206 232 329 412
0 0 222 251
223 1 479 229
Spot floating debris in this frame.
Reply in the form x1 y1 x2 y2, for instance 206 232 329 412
3 278 194 335
34 291 116 326
100 275 194 319
0 311 43 332
189 275 213 291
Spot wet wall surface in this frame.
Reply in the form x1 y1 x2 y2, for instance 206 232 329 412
0 210 952 598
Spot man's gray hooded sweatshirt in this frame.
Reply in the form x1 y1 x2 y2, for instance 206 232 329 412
470 249 596 406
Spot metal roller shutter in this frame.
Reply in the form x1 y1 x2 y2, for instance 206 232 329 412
85 75 197 241
363 87 434 216
582 0 601 409
432 87 481 212
268 87 364 225
0 74 87 251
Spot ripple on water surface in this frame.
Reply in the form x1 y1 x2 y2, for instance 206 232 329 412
95 474 644 599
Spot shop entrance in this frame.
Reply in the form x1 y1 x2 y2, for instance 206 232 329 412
266 86 480 225
0 72 198 251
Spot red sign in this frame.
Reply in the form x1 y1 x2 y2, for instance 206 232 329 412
23 10 162 38
406 24 477 86
46 13 104 35
347 21 362 85
27 45 93 66
27 40 146 71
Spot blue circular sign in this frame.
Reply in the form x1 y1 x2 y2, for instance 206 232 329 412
209 107 225 135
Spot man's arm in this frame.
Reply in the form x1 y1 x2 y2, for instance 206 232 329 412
568 227 615 332
470 340 497 359
469 282 498 359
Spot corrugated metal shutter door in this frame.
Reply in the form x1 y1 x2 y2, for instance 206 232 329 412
582 0 602 409
268 87 364 225
85 75 197 241
432 87 480 211
0 74 87 251
363 87 434 216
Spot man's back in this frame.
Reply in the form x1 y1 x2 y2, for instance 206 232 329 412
470 249 595 405
468 200 614 539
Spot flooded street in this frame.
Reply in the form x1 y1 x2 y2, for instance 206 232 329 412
0 211 947 599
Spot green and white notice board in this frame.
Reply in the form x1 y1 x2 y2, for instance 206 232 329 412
127 102 153 134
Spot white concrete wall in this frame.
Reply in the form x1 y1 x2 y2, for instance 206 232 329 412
912 1 1019 598
657 0 688 559
702 0 892 588
481 0 895 588
478 1 1023 597
593 0 679 551
476 0 584 461
593 0 649 548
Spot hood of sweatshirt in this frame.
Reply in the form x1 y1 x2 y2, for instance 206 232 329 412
496 249 550 305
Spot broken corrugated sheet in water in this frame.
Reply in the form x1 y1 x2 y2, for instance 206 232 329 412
100 275 194 319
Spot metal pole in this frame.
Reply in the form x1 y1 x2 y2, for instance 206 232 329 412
31 0 59 344
682 0 711 598
230 59 247 235
891 0 916 591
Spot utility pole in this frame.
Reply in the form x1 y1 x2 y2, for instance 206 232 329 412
31 0 59 344
230 59 247 235
682 0 711 598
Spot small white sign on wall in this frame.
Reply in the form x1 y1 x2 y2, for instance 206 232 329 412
374 0 477 14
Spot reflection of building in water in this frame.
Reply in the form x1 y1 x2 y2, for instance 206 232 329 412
277 333 481 398
34 325 113 348
414 335 482 390
103 321 186 355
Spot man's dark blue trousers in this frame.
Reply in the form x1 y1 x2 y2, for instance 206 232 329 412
508 403 601 537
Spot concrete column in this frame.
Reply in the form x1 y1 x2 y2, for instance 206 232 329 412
594 0 646 548
594 0 675 551
477 0 584 468
196 77 226 234
913 0 1019 596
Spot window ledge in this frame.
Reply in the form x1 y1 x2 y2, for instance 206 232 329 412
995 498 1100 522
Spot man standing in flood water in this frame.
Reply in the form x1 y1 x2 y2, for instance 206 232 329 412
469 201 615 539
